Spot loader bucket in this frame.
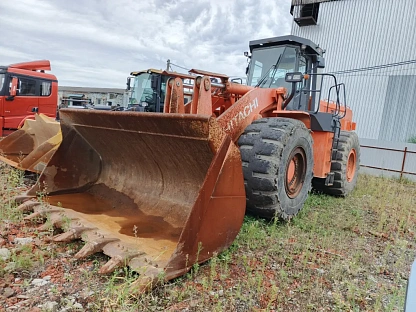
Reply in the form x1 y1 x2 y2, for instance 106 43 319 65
20 109 246 288
0 114 61 173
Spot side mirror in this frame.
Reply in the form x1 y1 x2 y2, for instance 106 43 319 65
126 77 131 91
285 72 304 83
10 77 18 97
317 56 325 69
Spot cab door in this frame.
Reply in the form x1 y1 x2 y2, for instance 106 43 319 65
37 80 56 118
3 75 39 130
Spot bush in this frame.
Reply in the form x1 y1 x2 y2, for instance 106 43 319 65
408 135 416 144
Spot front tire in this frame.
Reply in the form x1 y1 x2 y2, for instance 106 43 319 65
238 118 313 220
312 131 360 196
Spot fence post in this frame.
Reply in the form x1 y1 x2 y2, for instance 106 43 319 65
400 147 408 180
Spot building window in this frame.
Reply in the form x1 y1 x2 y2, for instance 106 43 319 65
17 78 37 96
40 81 51 96
293 3 320 27
97 99 101 104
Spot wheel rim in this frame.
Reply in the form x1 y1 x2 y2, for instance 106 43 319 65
346 149 357 182
285 147 307 198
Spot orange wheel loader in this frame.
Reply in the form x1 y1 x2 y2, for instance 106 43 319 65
14 35 359 291
0 69 194 173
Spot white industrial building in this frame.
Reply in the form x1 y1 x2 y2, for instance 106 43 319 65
58 86 128 108
290 0 416 142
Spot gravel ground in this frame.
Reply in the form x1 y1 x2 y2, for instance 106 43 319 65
0 219 110 312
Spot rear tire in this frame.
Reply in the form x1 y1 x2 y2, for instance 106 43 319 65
238 118 313 220
312 131 360 196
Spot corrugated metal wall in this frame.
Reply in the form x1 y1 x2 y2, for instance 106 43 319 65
379 76 416 141
290 0 416 142
291 0 334 5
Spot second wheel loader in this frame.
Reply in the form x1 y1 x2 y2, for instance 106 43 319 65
0 69 198 173
14 35 360 290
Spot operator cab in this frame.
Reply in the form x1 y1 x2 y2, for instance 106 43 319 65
127 69 168 112
246 35 325 112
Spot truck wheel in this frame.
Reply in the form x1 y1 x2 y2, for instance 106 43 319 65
238 118 313 220
312 131 360 196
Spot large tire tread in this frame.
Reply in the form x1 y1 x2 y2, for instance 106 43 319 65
238 118 314 220
312 131 360 196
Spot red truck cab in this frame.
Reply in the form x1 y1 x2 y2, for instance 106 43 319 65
0 60 58 136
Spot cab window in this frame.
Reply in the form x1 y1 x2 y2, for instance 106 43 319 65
40 81 52 96
17 77 37 96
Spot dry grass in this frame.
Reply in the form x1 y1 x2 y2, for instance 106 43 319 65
1 162 415 311
104 175 415 311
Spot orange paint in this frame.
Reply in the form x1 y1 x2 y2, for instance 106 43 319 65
311 131 334 178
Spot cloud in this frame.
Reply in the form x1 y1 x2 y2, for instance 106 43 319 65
0 0 292 87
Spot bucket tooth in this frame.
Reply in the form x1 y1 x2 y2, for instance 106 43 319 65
37 213 77 231
14 195 36 204
23 210 46 221
17 200 41 212
53 227 96 242
23 208 62 221
99 252 143 274
74 237 120 259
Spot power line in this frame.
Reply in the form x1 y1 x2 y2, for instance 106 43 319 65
329 59 416 75
169 62 190 71
334 66 416 77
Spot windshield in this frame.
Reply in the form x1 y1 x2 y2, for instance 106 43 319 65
130 73 154 106
129 73 167 112
248 46 297 89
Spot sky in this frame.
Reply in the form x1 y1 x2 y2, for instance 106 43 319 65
0 0 292 88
